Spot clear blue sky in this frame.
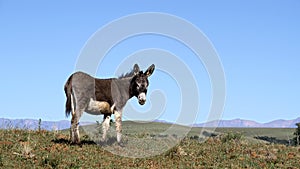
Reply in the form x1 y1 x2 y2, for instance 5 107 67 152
0 1 299 123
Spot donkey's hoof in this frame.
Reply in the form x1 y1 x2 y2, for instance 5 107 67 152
70 141 80 145
100 137 107 142
70 139 81 145
117 142 125 147
99 139 107 145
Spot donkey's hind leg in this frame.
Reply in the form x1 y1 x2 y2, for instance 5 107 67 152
70 109 83 144
70 112 75 142
101 114 111 142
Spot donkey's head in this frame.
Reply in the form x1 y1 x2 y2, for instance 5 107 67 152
130 64 155 105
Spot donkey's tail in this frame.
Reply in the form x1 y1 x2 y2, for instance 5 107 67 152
64 74 73 117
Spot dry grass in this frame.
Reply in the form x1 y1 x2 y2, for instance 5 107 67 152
0 126 299 168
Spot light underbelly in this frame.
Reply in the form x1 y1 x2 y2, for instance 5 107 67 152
85 98 112 115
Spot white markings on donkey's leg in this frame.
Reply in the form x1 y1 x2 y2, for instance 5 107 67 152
114 110 122 144
70 94 81 144
102 114 111 142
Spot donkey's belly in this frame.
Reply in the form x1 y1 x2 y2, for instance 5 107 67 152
85 98 112 115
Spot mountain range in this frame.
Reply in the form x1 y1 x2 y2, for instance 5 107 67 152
192 117 300 128
1 117 300 131
0 118 71 131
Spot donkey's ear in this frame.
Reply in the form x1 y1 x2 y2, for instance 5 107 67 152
133 64 140 75
144 64 155 77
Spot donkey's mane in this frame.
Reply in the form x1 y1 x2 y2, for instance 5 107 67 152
118 69 136 79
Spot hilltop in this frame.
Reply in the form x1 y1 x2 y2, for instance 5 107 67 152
0 122 299 168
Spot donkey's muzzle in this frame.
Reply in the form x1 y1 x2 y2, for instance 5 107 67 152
138 93 146 105
139 100 146 105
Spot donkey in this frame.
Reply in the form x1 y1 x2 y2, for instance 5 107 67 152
64 64 155 144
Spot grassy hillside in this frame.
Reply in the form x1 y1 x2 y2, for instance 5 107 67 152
0 122 299 168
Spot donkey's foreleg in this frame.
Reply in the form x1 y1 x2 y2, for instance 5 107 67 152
102 114 111 142
114 110 122 143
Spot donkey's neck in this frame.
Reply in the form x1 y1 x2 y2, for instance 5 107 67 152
108 76 134 110
113 76 135 99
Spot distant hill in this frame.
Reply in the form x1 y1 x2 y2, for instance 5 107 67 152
0 118 70 131
1 117 300 130
193 117 300 128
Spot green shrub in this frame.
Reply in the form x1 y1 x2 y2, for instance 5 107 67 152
221 132 243 143
41 155 61 169
0 154 3 167
293 123 300 145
